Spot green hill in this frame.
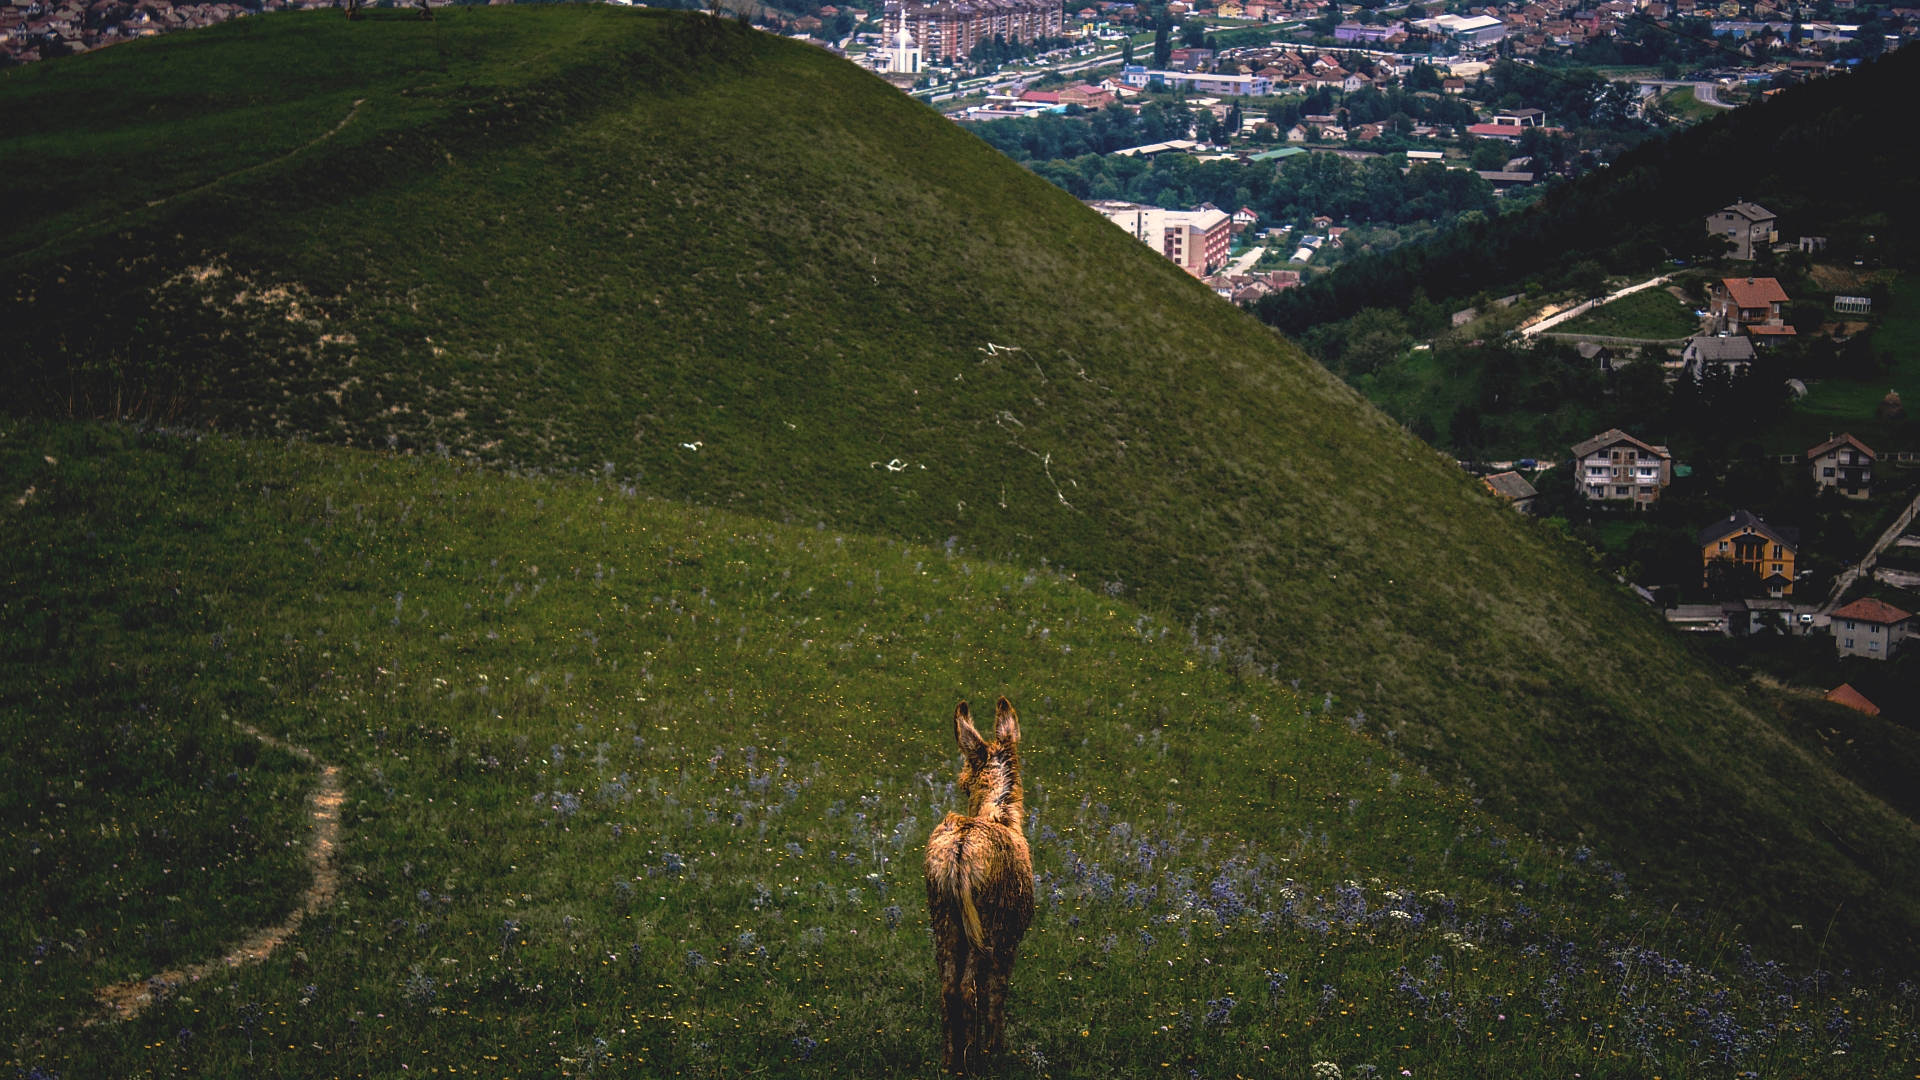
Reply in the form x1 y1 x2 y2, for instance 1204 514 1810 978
6 421 1915 1077
2 0 1916 1026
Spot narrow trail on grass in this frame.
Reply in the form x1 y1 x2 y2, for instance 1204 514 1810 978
140 97 369 211
4 98 367 269
91 723 345 1023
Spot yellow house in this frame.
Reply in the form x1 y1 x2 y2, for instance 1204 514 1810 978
1698 510 1798 598
1217 1 1246 16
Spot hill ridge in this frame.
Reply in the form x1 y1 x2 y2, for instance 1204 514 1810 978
2 7 1916 973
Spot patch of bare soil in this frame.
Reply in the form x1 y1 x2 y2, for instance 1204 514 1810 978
91 724 343 1023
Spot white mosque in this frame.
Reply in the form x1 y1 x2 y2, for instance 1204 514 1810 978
887 25 922 76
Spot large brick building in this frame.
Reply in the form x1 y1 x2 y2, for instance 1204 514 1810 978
1086 201 1233 277
882 0 1064 62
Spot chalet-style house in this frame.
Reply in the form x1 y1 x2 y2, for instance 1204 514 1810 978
1711 277 1796 343
1481 470 1538 513
1680 334 1755 382
1571 428 1672 507
1831 597 1911 660
1706 201 1778 260
1808 433 1874 498
1698 510 1798 598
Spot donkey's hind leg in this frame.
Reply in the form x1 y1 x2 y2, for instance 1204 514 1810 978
934 921 966 1073
960 938 991 1073
984 943 1019 1054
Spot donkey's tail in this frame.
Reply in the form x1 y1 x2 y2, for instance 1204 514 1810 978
958 872 987 951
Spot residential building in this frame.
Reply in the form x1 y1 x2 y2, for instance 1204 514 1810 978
1481 470 1538 513
1807 432 1874 498
1679 334 1755 382
1831 597 1911 660
1492 107 1547 127
1056 83 1115 106
1698 510 1798 597
1575 341 1614 372
1711 276 1796 342
883 0 1064 62
1167 46 1214 70
1086 201 1232 276
1706 200 1778 260
1570 428 1672 507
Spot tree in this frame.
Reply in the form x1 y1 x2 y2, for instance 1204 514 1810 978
1153 19 1172 68
1122 37 1135 65
1470 140 1509 171
1705 557 1765 600
1340 307 1412 377
1566 259 1606 300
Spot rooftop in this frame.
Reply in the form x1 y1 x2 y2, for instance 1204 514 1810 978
1697 510 1798 550
1808 432 1876 460
1686 335 1756 362
1720 276 1789 308
1824 683 1880 716
1571 428 1667 460
1718 200 1777 222
1482 471 1538 500
1832 597 1913 624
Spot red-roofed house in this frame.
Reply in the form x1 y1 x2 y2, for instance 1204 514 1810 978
1808 433 1875 499
1712 276 1795 340
1831 598 1911 660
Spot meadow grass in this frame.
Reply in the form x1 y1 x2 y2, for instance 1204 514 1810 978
4 422 1915 1077
3 3 1918 987
1656 86 1722 124
1556 289 1700 340
1785 275 1920 453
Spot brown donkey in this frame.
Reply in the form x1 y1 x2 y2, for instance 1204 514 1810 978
924 697 1036 1074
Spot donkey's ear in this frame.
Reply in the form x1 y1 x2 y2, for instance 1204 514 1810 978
994 696 1020 746
954 701 989 762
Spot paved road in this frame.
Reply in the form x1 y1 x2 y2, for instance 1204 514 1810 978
1223 246 1267 276
1822 489 1920 614
1518 274 1671 337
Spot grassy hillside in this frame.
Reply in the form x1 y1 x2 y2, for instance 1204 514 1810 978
3 4 1917 983
6 422 1915 1078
